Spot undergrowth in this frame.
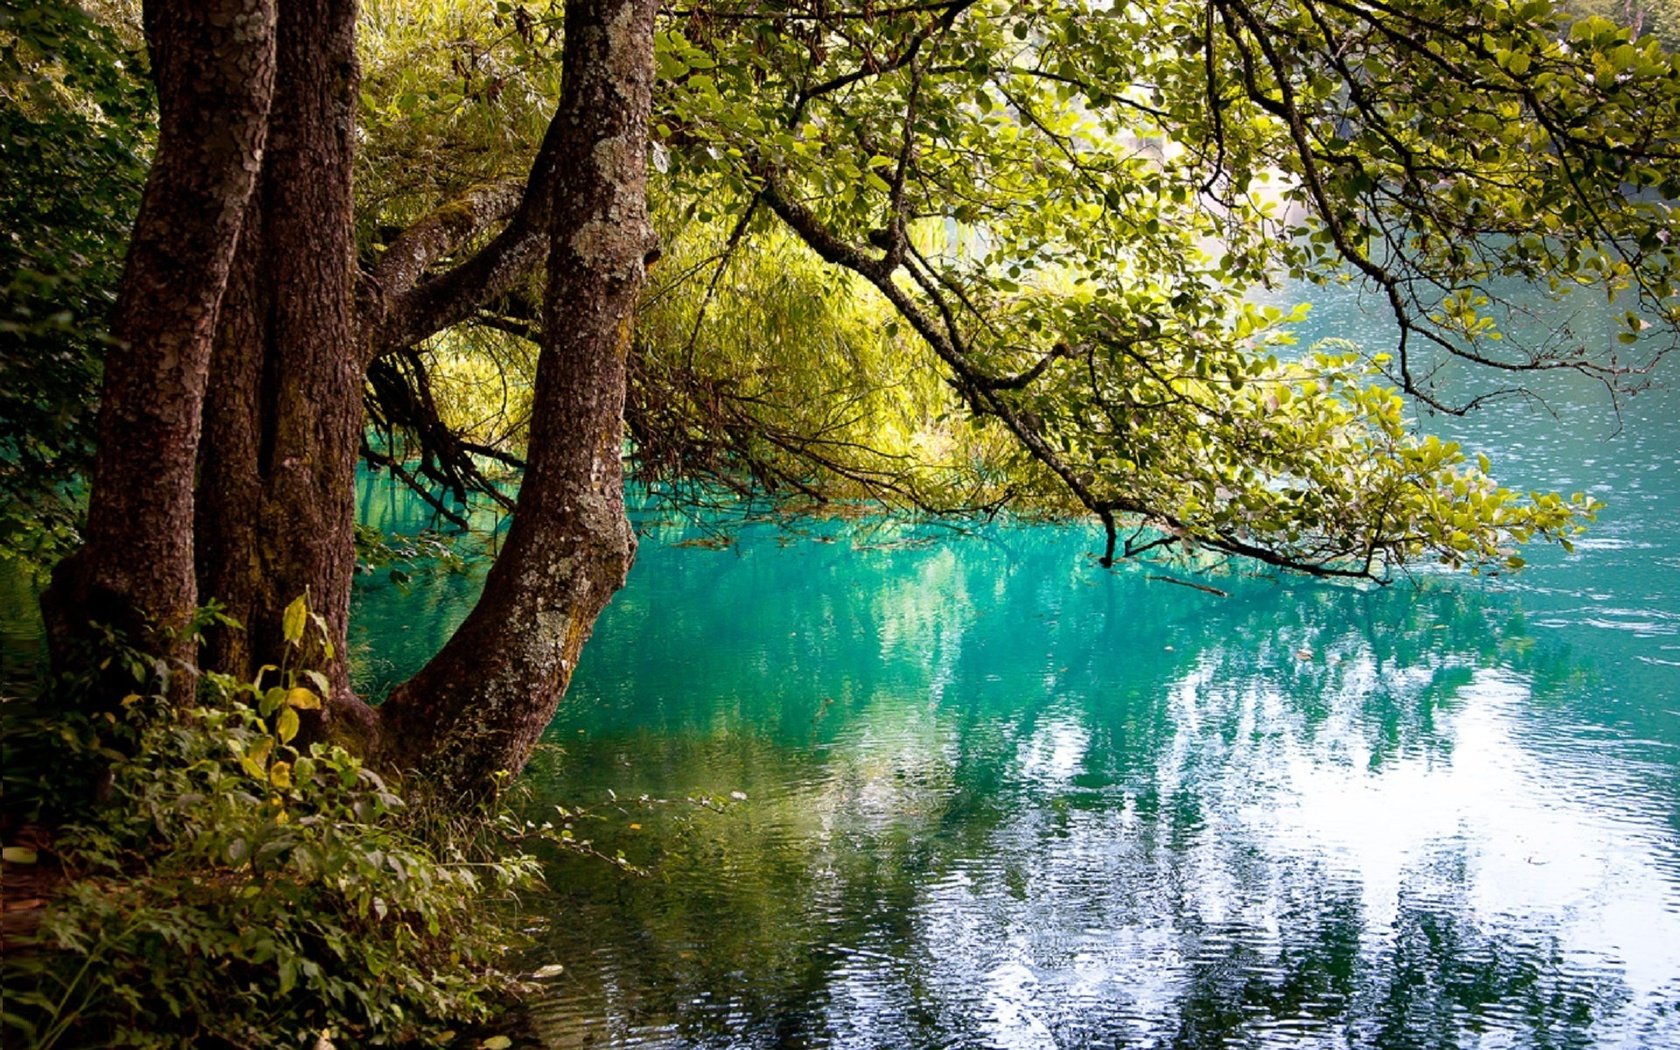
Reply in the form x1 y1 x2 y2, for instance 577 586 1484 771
1 600 546 1048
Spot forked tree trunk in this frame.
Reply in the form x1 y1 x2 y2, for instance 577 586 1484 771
44 0 278 679
52 0 654 800
195 0 366 725
378 0 657 789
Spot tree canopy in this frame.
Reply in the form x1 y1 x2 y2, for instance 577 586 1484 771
343 0 1680 580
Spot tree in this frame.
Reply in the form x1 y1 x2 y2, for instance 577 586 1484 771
655 0 1675 570
34 0 1680 798
42 0 657 788
0 0 149 565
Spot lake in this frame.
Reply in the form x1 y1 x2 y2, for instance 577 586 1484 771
346 283 1680 1048
2 282 1674 1048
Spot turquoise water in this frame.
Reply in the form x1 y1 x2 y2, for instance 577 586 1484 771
4 279 1677 1047
345 288 1680 1047
500 518 1680 1049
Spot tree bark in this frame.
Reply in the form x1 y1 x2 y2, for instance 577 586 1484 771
48 0 657 796
196 196 267 682
369 108 575 363
194 0 370 735
45 0 278 679
379 0 657 792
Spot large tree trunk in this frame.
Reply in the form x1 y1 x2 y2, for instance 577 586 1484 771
195 0 368 732
196 199 268 680
49 0 656 798
379 0 658 791
44 0 278 681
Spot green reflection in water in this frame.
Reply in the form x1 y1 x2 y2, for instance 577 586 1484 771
493 513 1678 1049
2 278 1676 1048
339 302 1680 1046
470 277 1680 1046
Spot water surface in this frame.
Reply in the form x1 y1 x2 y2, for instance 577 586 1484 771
447 287 1678 1050
5 279 1674 1048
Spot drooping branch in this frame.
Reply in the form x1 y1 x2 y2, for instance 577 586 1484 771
1215 0 1447 407
625 337 1011 517
1213 0 1680 411
758 176 1129 563
355 108 574 525
363 349 517 513
357 439 472 530
368 105 571 363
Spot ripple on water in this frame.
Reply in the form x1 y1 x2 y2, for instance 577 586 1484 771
1533 603 1680 637
350 375 1680 1049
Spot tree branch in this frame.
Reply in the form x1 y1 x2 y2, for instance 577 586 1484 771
364 178 524 316
368 104 570 363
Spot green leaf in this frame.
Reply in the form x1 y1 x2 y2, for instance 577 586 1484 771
310 612 335 659
277 706 301 745
282 594 308 646
241 737 273 779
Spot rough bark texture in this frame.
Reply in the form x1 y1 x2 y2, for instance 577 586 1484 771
366 179 524 327
196 198 267 679
45 0 277 673
369 110 574 364
379 0 657 792
194 0 370 738
47 0 656 796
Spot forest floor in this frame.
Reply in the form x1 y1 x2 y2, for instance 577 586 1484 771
0 824 64 952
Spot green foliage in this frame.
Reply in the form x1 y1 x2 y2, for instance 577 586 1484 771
636 0 1657 574
11 0 1666 583
357 0 559 240
1 604 543 1049
629 216 1024 513
0 0 150 566
1559 0 1680 48
137 0 1670 579
1055 341 1599 574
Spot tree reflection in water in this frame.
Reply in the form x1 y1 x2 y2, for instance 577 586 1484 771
501 518 1680 1049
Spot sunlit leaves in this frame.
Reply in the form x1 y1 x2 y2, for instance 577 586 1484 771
630 219 1016 512
347 0 1665 577
357 0 560 243
281 593 307 645
635 0 1653 576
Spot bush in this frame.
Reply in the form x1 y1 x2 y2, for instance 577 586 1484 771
1 604 544 1048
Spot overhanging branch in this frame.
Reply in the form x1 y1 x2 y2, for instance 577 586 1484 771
368 105 570 364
